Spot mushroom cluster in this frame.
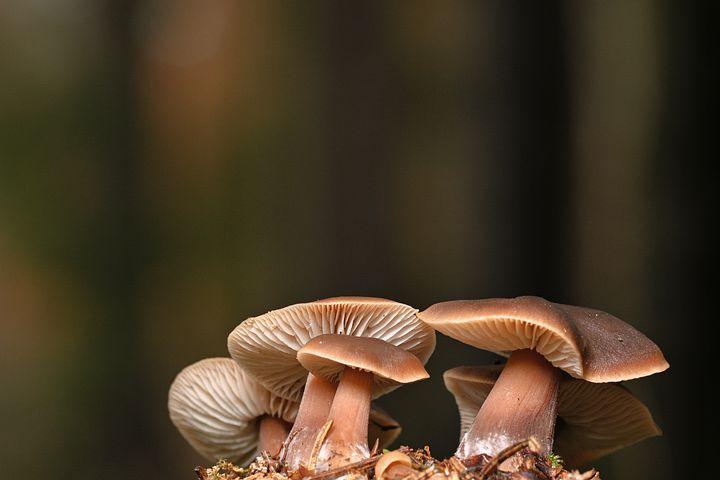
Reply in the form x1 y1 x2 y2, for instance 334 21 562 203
168 295 668 479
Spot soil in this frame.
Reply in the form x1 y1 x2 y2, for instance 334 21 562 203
193 439 600 480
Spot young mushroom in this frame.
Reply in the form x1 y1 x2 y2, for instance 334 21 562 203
444 365 662 467
419 296 668 461
228 297 436 470
297 334 429 470
168 358 297 464
375 450 414 479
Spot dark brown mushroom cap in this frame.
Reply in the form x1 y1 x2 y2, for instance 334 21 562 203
297 334 430 396
168 358 297 464
443 365 662 467
421 296 668 382
228 297 436 401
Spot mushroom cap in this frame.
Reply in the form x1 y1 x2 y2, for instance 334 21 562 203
420 296 668 382
297 334 429 396
443 365 662 467
228 297 436 400
443 365 502 438
369 405 402 449
375 450 413 479
554 380 662 467
168 358 297 464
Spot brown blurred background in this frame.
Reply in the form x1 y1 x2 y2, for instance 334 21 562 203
0 1 712 479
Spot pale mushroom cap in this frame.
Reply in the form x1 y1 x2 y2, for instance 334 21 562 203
443 365 501 438
168 358 298 464
421 296 668 382
554 380 662 467
228 297 436 400
369 405 402 449
444 365 662 466
375 450 412 479
297 335 430 396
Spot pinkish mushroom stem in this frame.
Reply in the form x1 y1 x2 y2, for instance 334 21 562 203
318 367 373 470
457 349 561 459
285 374 337 470
258 416 292 456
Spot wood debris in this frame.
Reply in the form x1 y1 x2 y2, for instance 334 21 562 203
193 439 599 480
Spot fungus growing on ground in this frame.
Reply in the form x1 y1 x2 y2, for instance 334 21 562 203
169 357 399 465
168 358 297 464
227 297 436 470
375 450 414 479
297 334 429 470
444 365 662 467
368 405 402 450
419 296 668 461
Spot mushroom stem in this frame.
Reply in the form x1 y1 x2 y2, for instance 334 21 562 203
457 349 561 460
318 367 373 470
258 416 292 456
285 374 337 470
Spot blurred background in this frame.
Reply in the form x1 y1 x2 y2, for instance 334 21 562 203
0 1 712 479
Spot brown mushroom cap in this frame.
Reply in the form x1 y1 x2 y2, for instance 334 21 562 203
443 365 502 437
421 296 668 382
443 365 662 466
375 450 413 479
168 358 297 464
369 405 402 449
297 335 429 395
229 297 436 401
554 380 662 466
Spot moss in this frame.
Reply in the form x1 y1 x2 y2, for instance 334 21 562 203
547 453 564 468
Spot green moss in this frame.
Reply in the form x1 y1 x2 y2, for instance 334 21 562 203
547 453 563 468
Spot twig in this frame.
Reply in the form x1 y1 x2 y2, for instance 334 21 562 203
449 456 467 474
370 438 380 456
307 420 334 471
301 454 380 480
411 465 438 480
575 469 598 480
526 466 549 480
279 428 303 468
447 456 469 480
194 466 205 480
262 450 279 472
467 437 538 478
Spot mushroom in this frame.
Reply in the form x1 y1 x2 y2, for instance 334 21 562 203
375 450 414 479
228 297 436 470
168 358 297 464
444 365 662 467
368 404 402 450
297 334 429 470
419 296 668 460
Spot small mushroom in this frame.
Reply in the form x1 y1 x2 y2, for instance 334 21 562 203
444 365 662 467
228 297 435 470
168 358 297 464
419 296 668 460
297 334 429 470
375 450 414 479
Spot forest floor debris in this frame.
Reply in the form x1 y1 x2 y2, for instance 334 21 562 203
194 439 600 480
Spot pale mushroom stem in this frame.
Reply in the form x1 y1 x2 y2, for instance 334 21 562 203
318 367 373 470
258 416 292 456
457 349 561 460
285 373 337 470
